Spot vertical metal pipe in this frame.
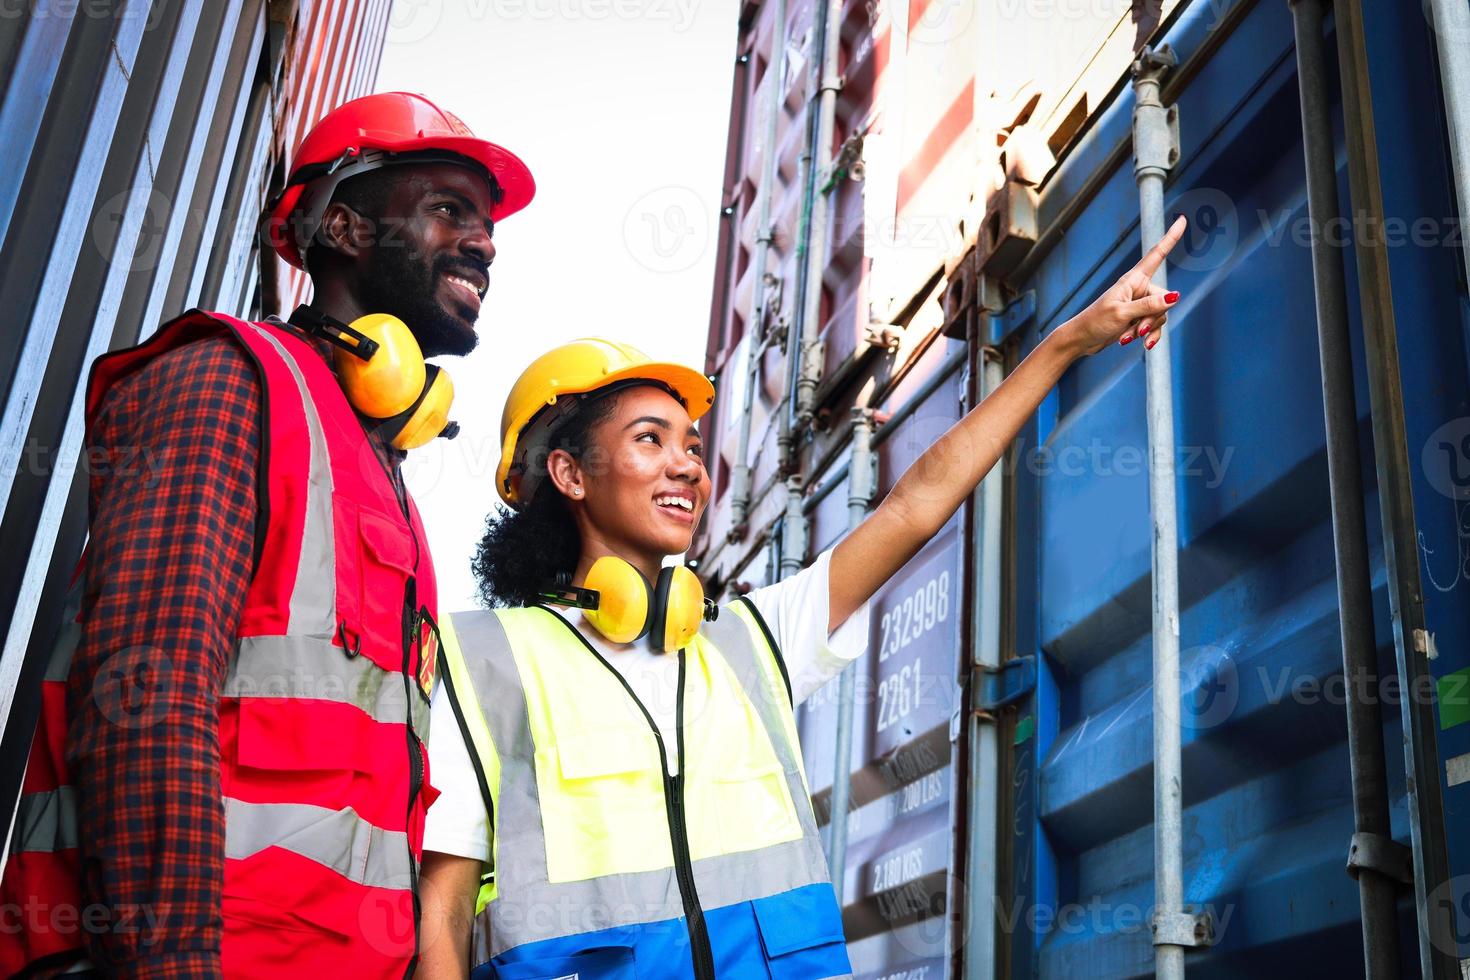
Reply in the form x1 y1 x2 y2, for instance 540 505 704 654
778 474 808 577
1131 47 1187 980
1332 1 1458 973
963 350 1005 980
793 0 842 430
825 407 875 899
1288 3 1401 974
729 0 789 531
784 0 841 447
1425 0 1470 290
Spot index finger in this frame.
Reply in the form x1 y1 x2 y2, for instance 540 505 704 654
1135 214 1187 280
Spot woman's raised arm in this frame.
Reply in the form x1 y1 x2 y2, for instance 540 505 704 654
827 215 1187 630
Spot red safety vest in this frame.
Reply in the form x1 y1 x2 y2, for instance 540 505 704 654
0 310 440 978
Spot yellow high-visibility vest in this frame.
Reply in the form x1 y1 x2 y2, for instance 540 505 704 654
438 598 852 980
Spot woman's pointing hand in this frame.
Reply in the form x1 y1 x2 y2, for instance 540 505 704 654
1058 214 1188 355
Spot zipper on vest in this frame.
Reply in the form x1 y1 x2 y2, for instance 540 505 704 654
401 577 424 979
536 609 716 980
668 650 716 980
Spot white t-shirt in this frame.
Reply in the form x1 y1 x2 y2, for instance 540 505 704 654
423 547 869 862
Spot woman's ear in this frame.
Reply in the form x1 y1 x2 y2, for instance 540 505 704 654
545 448 585 501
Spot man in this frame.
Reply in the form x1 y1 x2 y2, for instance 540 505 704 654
0 92 533 978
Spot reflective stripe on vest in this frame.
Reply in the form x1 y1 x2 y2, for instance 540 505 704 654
242 323 336 637
223 798 411 890
443 602 833 958
225 634 430 736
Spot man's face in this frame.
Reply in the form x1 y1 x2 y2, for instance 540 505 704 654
356 163 498 358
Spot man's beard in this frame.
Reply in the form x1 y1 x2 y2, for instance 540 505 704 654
358 243 480 358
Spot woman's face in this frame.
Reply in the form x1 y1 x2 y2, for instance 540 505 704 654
569 385 711 563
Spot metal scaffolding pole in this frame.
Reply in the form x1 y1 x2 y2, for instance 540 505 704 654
1288 2 1404 974
1332 1 1457 973
963 349 1005 980
824 407 876 899
729 0 789 532
1131 44 1204 980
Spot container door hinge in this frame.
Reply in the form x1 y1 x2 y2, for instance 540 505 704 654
973 655 1036 714
1347 832 1413 885
1151 908 1215 949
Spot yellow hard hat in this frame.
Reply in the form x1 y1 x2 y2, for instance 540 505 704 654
497 338 716 507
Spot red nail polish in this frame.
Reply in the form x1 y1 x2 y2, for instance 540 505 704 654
1164 291 1180 303
1138 324 1150 337
1121 335 1134 346
1146 338 1157 350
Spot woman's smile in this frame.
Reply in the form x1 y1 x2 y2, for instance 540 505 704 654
653 487 698 523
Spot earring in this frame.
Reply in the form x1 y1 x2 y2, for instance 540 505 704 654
572 488 583 496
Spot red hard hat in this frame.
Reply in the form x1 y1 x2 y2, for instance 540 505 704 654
263 91 536 269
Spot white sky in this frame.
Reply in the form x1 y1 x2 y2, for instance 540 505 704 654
375 0 741 608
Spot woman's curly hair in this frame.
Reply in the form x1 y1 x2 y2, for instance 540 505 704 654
471 392 621 607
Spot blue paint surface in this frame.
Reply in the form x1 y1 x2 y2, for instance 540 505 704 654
1001 0 1470 975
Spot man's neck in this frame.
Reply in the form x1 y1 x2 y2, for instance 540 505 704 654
308 279 371 327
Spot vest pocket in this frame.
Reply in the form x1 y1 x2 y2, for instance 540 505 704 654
700 758 802 858
355 504 416 669
752 886 851 980
537 730 671 882
487 944 638 980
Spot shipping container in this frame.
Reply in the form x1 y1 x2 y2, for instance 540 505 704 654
693 0 1470 977
0 0 391 838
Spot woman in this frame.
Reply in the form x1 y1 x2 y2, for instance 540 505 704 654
420 218 1187 979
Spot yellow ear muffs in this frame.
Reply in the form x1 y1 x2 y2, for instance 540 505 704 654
580 556 653 645
549 557 715 652
320 312 460 451
650 565 706 654
333 313 425 417
379 363 457 451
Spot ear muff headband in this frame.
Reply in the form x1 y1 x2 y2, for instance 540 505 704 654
650 567 674 654
379 363 458 450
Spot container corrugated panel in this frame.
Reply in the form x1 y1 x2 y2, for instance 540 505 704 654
692 0 1059 976
798 341 967 980
998 0 1470 976
0 0 391 834
697 0 1470 977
